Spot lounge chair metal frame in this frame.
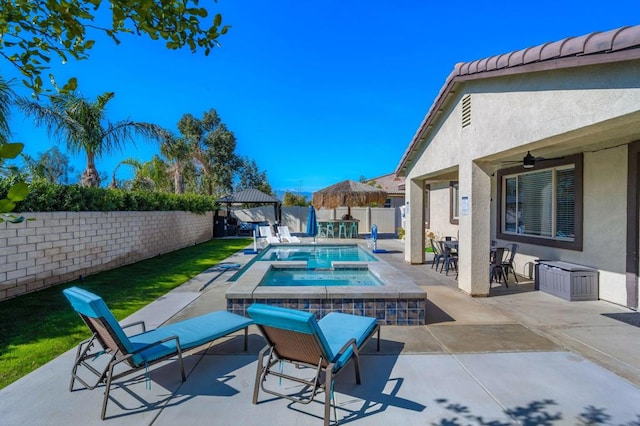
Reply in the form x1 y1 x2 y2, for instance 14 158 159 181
69 316 188 419
248 304 380 426
64 287 253 420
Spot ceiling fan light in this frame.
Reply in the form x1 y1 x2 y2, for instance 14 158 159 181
523 151 535 168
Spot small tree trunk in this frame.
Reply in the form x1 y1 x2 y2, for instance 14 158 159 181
174 172 184 194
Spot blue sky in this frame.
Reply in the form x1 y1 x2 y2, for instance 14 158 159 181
5 1 638 194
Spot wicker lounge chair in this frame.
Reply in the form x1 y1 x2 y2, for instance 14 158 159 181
63 286 253 420
247 303 380 426
277 226 301 243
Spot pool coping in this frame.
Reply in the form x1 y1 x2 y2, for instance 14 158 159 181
226 260 426 300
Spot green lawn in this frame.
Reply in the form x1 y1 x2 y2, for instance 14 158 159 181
0 238 252 390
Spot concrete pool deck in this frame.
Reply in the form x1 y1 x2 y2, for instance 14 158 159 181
1 238 640 425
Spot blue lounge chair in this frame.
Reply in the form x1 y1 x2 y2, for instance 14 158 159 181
247 303 380 426
63 286 253 420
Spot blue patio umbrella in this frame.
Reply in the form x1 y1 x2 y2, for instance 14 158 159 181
306 206 318 242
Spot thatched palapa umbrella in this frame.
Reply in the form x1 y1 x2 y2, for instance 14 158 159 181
312 180 387 216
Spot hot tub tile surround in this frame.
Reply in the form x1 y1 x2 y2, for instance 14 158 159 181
225 257 427 326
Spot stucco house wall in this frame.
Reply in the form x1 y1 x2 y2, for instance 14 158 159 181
398 25 640 308
426 181 458 238
489 146 629 302
408 63 640 176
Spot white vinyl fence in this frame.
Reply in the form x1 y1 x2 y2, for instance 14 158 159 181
230 206 400 236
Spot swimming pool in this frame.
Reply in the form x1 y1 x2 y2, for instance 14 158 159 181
260 266 383 287
230 244 377 281
258 244 377 267
225 243 427 325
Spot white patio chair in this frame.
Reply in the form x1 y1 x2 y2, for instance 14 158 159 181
259 226 280 244
277 226 301 243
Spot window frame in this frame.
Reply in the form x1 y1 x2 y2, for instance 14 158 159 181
496 154 583 251
449 181 459 225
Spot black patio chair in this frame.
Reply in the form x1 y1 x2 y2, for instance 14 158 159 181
502 243 519 283
430 238 443 270
437 240 458 276
490 247 508 286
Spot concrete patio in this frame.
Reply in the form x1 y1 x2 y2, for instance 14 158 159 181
1 238 640 425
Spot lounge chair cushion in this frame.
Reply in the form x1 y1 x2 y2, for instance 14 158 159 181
64 287 136 354
318 312 378 369
129 311 254 361
247 304 377 370
247 304 331 354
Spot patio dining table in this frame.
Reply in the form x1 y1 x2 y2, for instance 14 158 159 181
443 240 458 250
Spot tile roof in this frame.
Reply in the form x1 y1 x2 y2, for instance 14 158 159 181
219 188 280 204
454 25 640 77
366 173 405 195
396 25 640 176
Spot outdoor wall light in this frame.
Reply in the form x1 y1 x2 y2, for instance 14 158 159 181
523 151 535 168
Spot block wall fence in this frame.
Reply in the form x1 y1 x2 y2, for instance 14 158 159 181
0 211 214 301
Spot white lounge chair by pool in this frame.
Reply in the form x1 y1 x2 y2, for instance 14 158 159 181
259 226 280 244
277 226 301 243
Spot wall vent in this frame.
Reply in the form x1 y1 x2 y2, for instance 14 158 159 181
462 94 471 128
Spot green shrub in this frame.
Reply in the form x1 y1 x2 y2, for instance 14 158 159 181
0 179 218 214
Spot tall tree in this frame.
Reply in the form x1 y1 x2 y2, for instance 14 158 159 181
22 146 73 184
176 109 239 196
17 91 165 187
236 157 273 195
283 191 309 207
0 0 230 93
160 133 191 194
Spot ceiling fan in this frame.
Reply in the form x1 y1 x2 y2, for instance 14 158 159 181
501 151 564 169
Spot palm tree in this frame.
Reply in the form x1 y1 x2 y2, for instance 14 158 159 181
17 91 165 187
0 77 13 144
0 77 30 222
160 133 191 194
110 156 171 192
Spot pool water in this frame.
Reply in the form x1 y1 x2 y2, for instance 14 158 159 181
258 244 376 268
260 267 382 287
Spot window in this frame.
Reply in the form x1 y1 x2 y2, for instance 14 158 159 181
497 154 582 250
425 184 431 229
450 181 459 225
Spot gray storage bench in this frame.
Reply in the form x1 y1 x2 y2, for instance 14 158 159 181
536 261 598 301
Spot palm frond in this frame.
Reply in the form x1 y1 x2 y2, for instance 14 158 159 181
0 78 15 138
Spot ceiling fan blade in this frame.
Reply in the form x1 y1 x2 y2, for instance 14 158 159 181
536 156 564 162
